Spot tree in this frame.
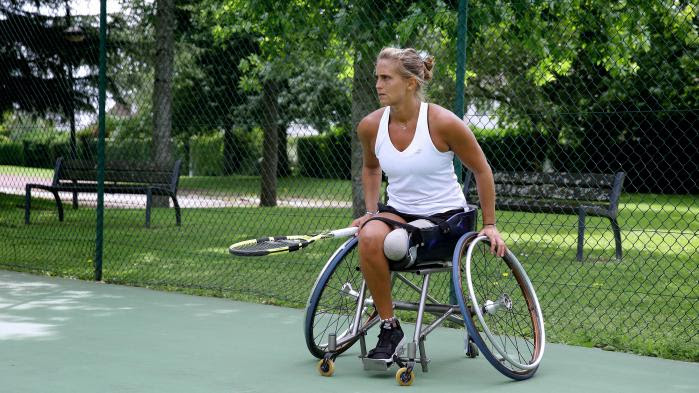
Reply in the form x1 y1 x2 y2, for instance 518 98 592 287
0 1 108 135
153 0 175 167
210 0 462 210
210 0 348 206
462 0 697 192
170 0 260 175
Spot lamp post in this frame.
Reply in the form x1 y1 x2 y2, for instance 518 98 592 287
63 8 84 161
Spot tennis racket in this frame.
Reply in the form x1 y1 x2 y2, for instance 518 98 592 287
229 227 359 256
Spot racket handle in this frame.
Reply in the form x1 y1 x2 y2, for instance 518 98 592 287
330 227 359 238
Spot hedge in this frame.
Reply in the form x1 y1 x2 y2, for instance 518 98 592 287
189 130 260 176
475 130 547 172
297 130 351 179
0 138 23 165
190 133 223 176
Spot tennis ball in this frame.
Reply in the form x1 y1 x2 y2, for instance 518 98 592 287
384 228 409 261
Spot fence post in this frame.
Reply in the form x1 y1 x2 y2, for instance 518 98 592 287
453 0 469 182
450 0 469 307
95 0 107 281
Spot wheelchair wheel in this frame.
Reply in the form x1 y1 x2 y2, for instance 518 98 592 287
304 237 378 359
452 235 545 380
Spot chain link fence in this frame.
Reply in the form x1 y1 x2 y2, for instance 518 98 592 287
1 1 697 361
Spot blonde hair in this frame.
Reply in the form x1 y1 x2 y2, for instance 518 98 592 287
377 47 435 100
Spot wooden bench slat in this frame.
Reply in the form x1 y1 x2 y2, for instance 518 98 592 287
60 160 174 185
494 184 612 202
493 171 617 188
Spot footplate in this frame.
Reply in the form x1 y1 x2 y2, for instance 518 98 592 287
360 356 394 371
359 343 406 371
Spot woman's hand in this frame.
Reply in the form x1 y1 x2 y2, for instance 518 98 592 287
350 213 376 235
480 224 507 257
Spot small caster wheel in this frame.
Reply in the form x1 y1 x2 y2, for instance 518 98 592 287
317 359 335 377
395 367 414 386
466 340 479 358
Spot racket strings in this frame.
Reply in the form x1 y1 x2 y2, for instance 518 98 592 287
234 238 305 252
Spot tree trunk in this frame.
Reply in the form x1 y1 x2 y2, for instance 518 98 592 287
260 79 279 207
350 48 378 218
223 128 235 175
277 125 290 177
152 0 175 207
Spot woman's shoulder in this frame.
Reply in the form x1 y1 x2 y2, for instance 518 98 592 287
427 103 463 131
357 107 387 135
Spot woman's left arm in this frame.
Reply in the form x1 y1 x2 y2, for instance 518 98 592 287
431 105 507 257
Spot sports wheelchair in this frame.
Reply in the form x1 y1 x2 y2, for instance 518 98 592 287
304 208 545 385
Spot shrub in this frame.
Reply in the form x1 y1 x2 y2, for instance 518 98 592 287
297 128 350 179
223 128 261 176
473 127 546 172
108 138 151 162
189 129 261 177
190 133 224 176
0 137 23 165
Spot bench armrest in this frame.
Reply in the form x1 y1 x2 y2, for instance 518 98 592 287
170 159 182 193
608 172 626 215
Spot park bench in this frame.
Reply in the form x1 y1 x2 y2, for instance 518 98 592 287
464 170 625 261
25 157 183 228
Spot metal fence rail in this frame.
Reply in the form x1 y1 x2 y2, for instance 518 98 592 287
0 0 696 361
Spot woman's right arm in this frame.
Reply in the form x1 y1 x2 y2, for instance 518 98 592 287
352 114 382 228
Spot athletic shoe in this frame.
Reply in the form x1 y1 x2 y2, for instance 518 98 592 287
368 319 405 360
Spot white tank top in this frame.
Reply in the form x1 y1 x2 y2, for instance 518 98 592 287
374 102 467 215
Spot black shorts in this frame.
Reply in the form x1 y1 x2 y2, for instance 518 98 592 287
377 203 465 223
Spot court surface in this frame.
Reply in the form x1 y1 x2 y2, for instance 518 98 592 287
1 270 696 393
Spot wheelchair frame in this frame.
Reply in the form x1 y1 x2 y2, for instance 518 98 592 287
304 231 545 385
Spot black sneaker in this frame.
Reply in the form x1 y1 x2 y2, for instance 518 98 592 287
368 319 405 360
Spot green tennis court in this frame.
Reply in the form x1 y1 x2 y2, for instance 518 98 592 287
1 270 696 393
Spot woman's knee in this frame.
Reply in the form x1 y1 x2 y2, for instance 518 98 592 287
358 222 389 253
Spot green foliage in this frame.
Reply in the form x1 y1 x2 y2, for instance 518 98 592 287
464 1 697 192
297 128 351 180
0 2 119 118
473 127 547 172
20 133 70 168
189 130 260 177
223 128 262 176
279 60 352 133
0 137 23 165
107 139 152 163
190 133 223 176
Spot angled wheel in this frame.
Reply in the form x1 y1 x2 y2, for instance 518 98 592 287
316 359 335 377
452 235 545 380
305 237 378 359
395 367 415 386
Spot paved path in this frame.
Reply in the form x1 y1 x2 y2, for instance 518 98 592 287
1 270 697 393
0 172 351 209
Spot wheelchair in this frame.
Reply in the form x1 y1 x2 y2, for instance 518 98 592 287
304 208 545 385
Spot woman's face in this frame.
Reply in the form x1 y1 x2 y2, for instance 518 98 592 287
375 59 413 106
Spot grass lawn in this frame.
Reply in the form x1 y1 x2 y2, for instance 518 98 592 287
0 168 697 362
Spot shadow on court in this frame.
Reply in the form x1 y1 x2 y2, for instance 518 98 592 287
1 270 696 393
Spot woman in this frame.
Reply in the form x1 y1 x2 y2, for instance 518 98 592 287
350 47 507 361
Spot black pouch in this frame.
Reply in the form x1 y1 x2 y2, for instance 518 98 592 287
365 208 477 270
413 209 477 263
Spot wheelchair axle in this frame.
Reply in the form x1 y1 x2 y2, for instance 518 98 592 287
483 293 512 315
